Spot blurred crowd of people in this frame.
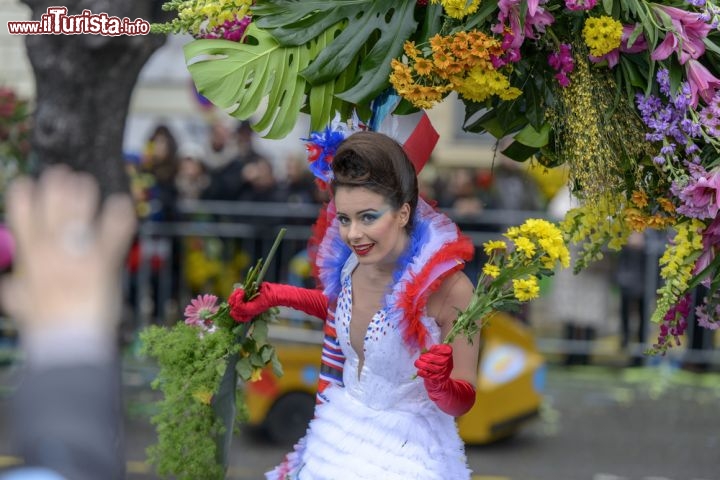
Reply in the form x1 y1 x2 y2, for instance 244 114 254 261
125 119 323 224
125 117 573 226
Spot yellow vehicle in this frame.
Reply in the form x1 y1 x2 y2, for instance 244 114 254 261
244 311 545 445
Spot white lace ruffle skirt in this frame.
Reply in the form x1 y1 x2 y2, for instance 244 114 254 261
266 385 471 480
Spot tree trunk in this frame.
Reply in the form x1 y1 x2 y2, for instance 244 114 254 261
21 0 168 195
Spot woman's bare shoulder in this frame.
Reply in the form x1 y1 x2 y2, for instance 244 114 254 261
427 270 475 322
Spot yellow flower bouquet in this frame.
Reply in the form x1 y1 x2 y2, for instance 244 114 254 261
445 218 570 344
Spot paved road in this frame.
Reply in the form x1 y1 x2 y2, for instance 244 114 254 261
2 361 718 480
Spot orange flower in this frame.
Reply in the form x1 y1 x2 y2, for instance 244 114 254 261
433 51 452 70
657 197 676 213
451 40 471 62
444 61 465 76
631 190 649 208
467 30 485 44
623 207 648 231
404 40 420 60
430 33 448 53
453 31 468 43
413 57 434 76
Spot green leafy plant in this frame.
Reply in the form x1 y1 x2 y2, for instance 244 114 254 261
185 23 350 137
253 0 419 104
141 229 286 479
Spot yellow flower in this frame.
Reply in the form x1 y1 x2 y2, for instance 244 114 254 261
582 16 623 57
250 368 263 382
434 0 481 19
499 86 522 100
192 390 213 405
512 276 540 301
483 240 507 255
514 236 537 258
482 263 501 278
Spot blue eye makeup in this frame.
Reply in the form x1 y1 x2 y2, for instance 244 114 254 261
336 208 389 226
361 212 382 223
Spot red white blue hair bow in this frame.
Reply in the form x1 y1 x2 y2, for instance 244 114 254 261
303 92 439 188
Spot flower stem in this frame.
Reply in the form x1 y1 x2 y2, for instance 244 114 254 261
256 228 287 287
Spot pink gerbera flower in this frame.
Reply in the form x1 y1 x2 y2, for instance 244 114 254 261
184 294 219 327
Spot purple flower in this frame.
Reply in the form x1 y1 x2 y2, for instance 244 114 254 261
636 69 705 167
685 59 720 107
657 69 672 96
708 93 720 116
652 295 691 354
184 294 219 328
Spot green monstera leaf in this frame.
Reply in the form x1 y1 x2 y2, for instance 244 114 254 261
253 0 419 106
183 23 346 139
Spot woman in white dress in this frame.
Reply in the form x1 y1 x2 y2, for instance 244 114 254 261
230 131 480 479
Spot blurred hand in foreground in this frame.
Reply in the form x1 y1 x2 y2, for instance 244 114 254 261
1 166 136 338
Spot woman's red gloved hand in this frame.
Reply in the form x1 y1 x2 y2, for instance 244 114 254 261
228 282 328 322
414 343 476 417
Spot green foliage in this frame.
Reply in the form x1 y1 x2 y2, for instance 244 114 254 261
141 229 287 478
184 23 347 138
254 0 419 104
140 323 239 480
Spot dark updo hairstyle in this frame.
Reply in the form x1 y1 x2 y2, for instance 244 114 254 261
331 131 419 232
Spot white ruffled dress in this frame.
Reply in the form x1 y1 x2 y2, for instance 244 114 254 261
266 199 473 480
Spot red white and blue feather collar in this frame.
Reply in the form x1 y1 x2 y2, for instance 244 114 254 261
309 198 474 350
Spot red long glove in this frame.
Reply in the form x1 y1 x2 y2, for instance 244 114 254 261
414 344 476 417
228 282 328 322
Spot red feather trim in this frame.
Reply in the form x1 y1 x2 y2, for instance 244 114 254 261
308 202 332 289
397 227 475 349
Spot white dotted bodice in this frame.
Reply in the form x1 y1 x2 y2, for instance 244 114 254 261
334 255 441 411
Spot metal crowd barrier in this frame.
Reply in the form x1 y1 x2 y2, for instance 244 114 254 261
130 200 539 327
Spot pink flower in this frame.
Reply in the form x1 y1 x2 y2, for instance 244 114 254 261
184 294 219 327
590 25 647 68
564 0 597 11
526 0 541 16
695 303 719 330
493 0 553 64
651 5 711 64
549 43 574 86
685 59 720 107
693 215 720 280
0 224 14 271
677 169 720 219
